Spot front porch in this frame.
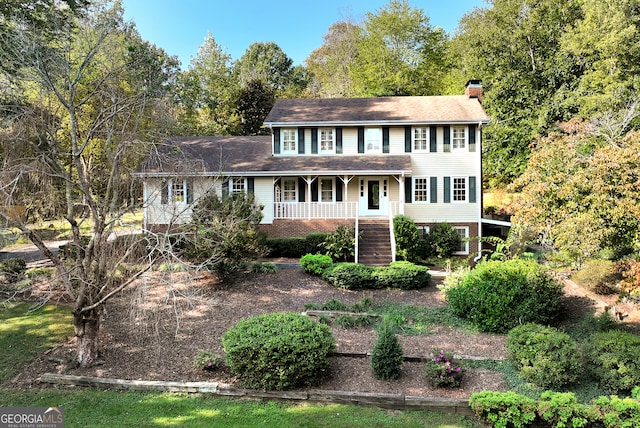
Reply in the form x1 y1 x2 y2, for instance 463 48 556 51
273 201 404 220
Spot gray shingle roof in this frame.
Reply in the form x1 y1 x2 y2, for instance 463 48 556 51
264 96 489 126
136 136 412 177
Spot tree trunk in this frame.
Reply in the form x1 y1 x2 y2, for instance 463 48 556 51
73 311 100 368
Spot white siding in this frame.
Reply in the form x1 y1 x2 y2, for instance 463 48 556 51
254 177 274 223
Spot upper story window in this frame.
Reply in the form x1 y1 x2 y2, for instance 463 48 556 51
413 127 428 151
452 126 467 150
282 178 297 202
366 128 382 153
319 128 335 154
452 177 467 202
320 178 334 202
282 129 297 153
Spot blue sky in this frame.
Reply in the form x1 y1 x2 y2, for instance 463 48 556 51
122 0 486 69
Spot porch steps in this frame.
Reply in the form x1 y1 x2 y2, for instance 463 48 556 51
358 219 392 266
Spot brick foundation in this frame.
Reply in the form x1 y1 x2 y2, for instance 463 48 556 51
260 219 355 238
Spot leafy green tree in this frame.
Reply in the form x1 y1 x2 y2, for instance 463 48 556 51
351 0 448 96
236 78 275 136
235 42 296 95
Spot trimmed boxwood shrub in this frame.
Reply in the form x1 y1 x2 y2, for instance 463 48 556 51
322 263 377 290
444 259 564 333
586 329 640 393
300 253 333 276
506 323 581 389
373 261 431 290
222 312 335 390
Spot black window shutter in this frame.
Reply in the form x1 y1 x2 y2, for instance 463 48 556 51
358 127 364 153
469 176 476 203
186 179 193 204
161 180 168 204
444 177 451 203
273 127 280 154
430 177 437 203
298 177 305 202
311 127 318 154
382 127 390 153
222 180 229 198
311 180 318 202
298 128 305 154
336 127 343 154
404 126 411 152
430 127 437 152
404 177 412 203
247 177 255 194
443 126 451 152
336 180 343 201
469 124 476 152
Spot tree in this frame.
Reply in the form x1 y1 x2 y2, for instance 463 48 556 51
0 1 180 367
235 42 295 95
306 21 360 97
350 0 448 96
511 119 640 266
236 78 275 136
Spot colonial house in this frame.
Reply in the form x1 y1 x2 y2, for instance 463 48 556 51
134 80 489 265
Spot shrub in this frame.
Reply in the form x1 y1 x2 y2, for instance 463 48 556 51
250 262 278 273
572 259 620 295
425 349 464 388
193 350 221 371
592 395 640 427
586 330 640 393
444 259 565 333
300 253 333 276
222 312 335 390
334 314 378 328
322 263 377 290
536 391 590 428
506 323 581 389
393 215 421 262
470 391 537 428
424 223 462 258
321 225 355 262
0 257 26 277
371 319 404 380
373 261 430 290
264 233 329 258
614 259 640 297
319 299 349 311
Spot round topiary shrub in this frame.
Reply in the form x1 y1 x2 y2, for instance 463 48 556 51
371 320 404 380
444 260 564 333
222 312 335 390
322 262 377 289
506 323 581 389
586 330 640 393
300 253 333 276
373 261 431 290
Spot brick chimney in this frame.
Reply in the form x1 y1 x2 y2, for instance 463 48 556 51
465 79 483 102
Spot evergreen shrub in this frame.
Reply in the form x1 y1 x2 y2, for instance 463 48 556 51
300 253 333 276
586 329 640 393
371 320 404 380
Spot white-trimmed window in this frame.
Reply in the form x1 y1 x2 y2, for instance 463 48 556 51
230 177 247 194
418 225 430 239
282 178 297 202
282 129 297 153
453 226 469 255
452 126 466 150
319 128 335 153
161 179 191 205
452 177 467 202
365 128 382 153
413 177 429 203
172 180 186 203
413 127 428 151
320 178 334 202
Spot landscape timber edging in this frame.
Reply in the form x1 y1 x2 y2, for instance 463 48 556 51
40 373 473 416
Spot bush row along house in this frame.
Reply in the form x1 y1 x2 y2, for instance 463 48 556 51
134 80 489 265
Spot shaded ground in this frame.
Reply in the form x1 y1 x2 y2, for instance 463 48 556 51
7 265 637 399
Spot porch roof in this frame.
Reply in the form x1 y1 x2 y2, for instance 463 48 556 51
135 136 412 177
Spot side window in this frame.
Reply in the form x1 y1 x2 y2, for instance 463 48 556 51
413 127 428 151
452 126 467 150
413 177 428 202
282 178 297 202
452 177 467 202
230 177 247 194
282 129 297 153
320 178 334 202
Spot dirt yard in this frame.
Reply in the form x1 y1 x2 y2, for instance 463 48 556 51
7 266 638 399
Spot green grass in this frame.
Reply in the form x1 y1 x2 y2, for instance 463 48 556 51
0 302 73 383
0 389 480 427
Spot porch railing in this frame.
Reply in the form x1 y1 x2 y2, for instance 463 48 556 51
273 202 358 219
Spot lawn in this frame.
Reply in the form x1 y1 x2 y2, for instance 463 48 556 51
0 299 480 428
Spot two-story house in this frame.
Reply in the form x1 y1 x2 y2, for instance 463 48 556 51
135 80 489 264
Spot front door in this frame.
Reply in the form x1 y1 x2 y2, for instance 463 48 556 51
359 177 388 216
